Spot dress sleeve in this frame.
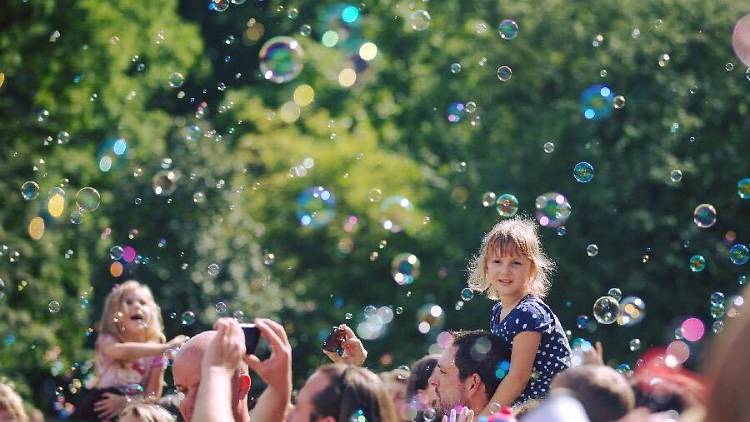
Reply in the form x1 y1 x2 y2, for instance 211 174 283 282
507 299 553 335
489 302 503 334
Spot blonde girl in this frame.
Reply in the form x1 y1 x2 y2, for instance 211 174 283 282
467 217 571 413
81 280 187 420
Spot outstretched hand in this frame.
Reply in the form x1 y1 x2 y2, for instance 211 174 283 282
322 324 368 366
203 318 246 375
583 341 604 366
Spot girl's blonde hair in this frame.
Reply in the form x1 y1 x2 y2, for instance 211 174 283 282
0 382 29 422
119 403 176 422
98 280 166 343
467 217 555 300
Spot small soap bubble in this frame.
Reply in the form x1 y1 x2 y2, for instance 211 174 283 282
573 162 594 183
607 288 622 301
168 72 184 88
460 288 474 301
408 10 431 31
496 65 512 81
299 24 312 37
693 204 717 228
263 253 275 265
392 253 420 286
193 192 205 203
710 291 725 306
110 246 124 260
739 274 748 285
689 255 706 272
181 311 196 325
543 142 555 153
725 62 735 71
215 302 228 314
613 95 626 109
618 296 646 326
450 63 462 74
658 53 671 67
259 36 304 84
76 187 101 212
586 244 599 257
495 193 519 217
738 178 750 199
535 192 571 228
207 263 220 277
48 300 61 313
481 192 496 207
21 181 40 200
57 131 70 144
70 209 83 224
497 19 519 39
729 244 749 265
345 312 353 320
629 339 641 351
593 296 619 324
670 170 683 182
37 109 50 123
575 315 589 329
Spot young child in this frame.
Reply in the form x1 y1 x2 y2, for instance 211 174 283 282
118 403 176 422
76 280 187 420
467 218 571 411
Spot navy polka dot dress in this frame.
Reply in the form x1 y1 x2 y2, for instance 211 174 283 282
490 294 571 404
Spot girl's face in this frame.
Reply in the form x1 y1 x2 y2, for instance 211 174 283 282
119 288 153 336
486 247 535 301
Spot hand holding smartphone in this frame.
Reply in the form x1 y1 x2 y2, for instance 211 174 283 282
322 326 346 356
240 323 260 355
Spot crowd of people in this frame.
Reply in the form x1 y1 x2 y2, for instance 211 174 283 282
1 218 748 421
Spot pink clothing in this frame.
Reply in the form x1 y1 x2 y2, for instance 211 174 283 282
95 333 168 389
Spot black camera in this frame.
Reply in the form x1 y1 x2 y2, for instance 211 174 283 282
240 323 260 355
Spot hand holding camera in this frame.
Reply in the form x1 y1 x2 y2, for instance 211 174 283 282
321 324 368 366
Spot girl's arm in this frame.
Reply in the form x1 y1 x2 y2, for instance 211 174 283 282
100 335 187 361
480 331 542 416
144 364 165 402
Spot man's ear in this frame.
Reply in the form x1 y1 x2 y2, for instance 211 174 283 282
467 373 484 397
237 373 251 397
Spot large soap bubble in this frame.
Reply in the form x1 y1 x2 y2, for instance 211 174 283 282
259 36 304 83
535 192 571 228
296 186 335 228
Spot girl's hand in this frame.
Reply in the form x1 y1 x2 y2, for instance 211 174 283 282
583 341 604 366
167 334 189 349
322 324 367 366
94 392 126 420
442 407 474 422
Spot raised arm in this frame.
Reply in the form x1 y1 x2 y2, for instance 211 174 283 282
247 318 293 422
100 335 188 361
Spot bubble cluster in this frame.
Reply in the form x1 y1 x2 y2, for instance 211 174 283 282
693 204 717 228
495 193 519 217
259 36 305 83
391 253 420 285
592 296 619 324
535 192 571 228
573 162 594 183
296 186 335 228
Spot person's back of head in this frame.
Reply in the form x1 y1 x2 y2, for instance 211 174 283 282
119 403 176 422
550 365 634 422
704 285 750 422
406 355 439 401
313 364 398 422
451 330 509 402
0 383 29 422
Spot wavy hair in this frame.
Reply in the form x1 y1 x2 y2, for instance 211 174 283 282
97 280 166 344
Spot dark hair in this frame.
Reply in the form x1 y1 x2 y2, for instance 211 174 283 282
451 330 509 401
406 354 439 401
311 364 398 422
552 365 635 422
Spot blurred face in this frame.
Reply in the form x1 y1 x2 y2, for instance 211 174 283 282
486 247 534 301
286 371 333 422
0 408 16 422
384 379 407 416
173 347 202 422
416 383 439 410
120 288 152 337
429 346 466 411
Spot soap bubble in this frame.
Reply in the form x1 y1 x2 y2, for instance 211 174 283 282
109 246 124 260
48 300 61 313
738 178 750 199
181 311 196 325
586 244 599 257
613 95 626 109
739 274 748 285
629 339 641 351
408 10 431 31
392 253 420 285
729 243 749 265
497 19 519 40
732 14 750 66
496 65 512 81
592 296 619 324
543 142 555 153
380 196 414 233
207 263 221 277
710 291 725 306
153 170 179 196
450 63 462 74
259 36 305 83
215 302 228 314
607 288 622 301
75 187 101 212
495 193 519 218
296 186 335 228
670 170 683 182
416 304 445 334
581 84 614 120
168 72 184 88
481 192 496 207
693 204 717 228
617 296 646 326
575 315 589 329
573 162 594 183
689 255 706 272
21 181 40 200
447 102 465 123
460 288 474 301
535 192 571 228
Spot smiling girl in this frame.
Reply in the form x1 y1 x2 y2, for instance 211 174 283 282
467 218 570 412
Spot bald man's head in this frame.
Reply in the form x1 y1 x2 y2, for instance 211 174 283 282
173 331 251 422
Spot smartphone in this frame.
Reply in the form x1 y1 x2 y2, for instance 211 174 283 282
240 323 260 355
322 326 345 355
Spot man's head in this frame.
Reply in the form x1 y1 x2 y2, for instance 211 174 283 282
429 330 508 412
172 331 251 422
550 365 635 422
288 364 397 422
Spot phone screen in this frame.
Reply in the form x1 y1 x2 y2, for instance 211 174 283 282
240 323 260 355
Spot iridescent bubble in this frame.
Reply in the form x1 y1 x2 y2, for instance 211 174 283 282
617 296 646 326
497 19 519 39
380 196 414 233
733 15 750 66
543 142 555 153
21 181 40 200
607 288 622 301
447 102 465 123
689 255 706 272
76 187 101 212
481 192 496 207
581 84 614 120
710 291 725 306
299 24 312 37
738 178 750 199
586 244 599 257
616 363 632 375
613 95 626 109
408 10 431 31
207 263 221 277
168 72 184 88
496 65 512 81
712 320 724 333
48 300 61 313
96 137 129 173
592 296 619 324
495 193 519 218
153 170 179 196
729 244 749 265
193 192 205 204
670 170 683 182
109 246 124 260
575 315 589 329
573 162 594 183
210 0 229 12
56 131 70 144
465 101 477 113
259 36 305 84
739 274 748 285
181 311 196 325
629 338 641 351
215 302 228 314
693 204 717 228
416 304 445 334
535 192 571 228
296 186 336 228
710 303 726 319
460 288 474 301
391 253 420 285
450 63 462 74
